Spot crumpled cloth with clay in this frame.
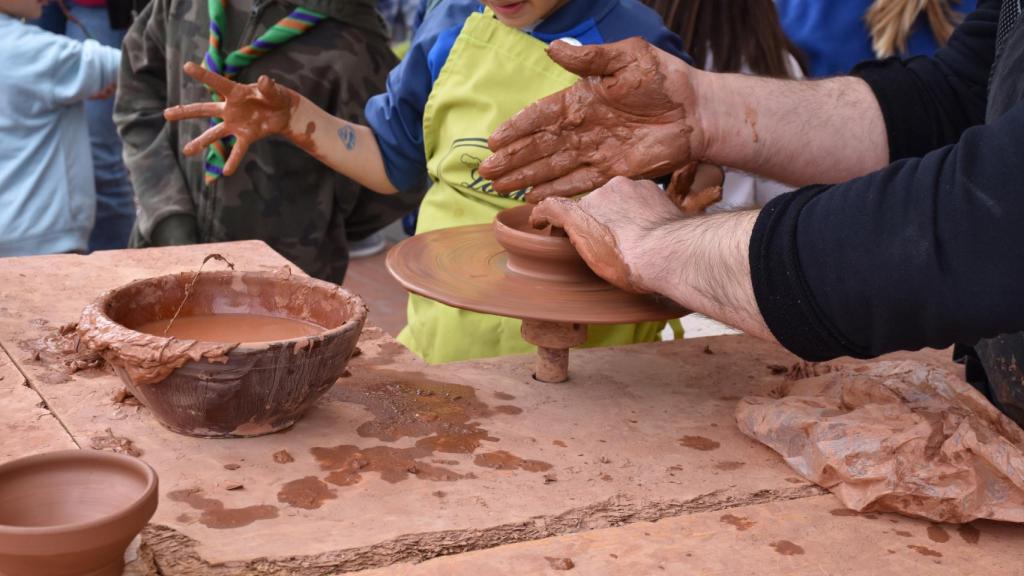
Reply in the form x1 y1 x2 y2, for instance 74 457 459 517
736 360 1024 523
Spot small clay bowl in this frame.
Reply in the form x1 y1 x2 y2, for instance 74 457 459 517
78 271 366 438
493 204 599 283
0 449 158 576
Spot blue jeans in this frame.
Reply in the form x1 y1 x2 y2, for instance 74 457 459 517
65 5 136 251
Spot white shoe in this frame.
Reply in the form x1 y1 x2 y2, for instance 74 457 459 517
348 231 387 259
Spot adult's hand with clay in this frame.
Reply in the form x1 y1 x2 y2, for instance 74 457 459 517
479 38 701 202
164 62 298 176
530 176 776 342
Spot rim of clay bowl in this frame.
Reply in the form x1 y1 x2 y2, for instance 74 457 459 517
0 449 158 536
493 204 580 259
91 270 368 353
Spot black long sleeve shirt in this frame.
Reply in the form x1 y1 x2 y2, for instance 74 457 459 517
749 0 1024 360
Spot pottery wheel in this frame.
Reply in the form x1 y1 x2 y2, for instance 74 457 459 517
386 224 685 325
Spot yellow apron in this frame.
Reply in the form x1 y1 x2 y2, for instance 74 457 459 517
396 10 665 363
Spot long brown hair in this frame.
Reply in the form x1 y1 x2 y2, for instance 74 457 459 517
865 0 962 58
642 0 808 78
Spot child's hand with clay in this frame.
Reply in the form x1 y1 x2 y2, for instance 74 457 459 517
480 37 703 203
164 62 397 194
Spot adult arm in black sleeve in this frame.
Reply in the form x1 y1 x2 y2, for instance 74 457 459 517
853 0 999 160
752 96 1024 360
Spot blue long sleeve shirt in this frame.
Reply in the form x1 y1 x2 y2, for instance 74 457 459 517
0 14 120 256
366 0 686 194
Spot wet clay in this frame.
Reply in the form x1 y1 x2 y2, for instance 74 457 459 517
168 488 278 529
134 313 324 343
714 461 744 471
829 508 860 517
719 514 755 531
769 540 805 556
89 428 143 457
0 450 158 576
312 445 471 486
927 525 950 543
678 436 720 451
473 450 552 473
276 476 336 510
494 392 516 401
312 369 552 486
273 450 295 464
386 216 685 326
544 557 575 571
907 545 943 558
958 523 981 544
480 38 695 201
78 270 366 437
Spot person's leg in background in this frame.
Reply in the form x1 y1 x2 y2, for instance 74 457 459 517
66 2 136 251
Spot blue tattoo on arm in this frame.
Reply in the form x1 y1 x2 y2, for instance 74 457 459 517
338 125 357 150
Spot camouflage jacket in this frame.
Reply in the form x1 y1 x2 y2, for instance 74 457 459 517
115 0 422 282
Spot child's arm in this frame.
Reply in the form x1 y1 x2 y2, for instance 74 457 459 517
50 38 120 106
164 63 397 195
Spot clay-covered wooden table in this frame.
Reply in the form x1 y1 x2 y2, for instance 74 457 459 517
0 241 1018 575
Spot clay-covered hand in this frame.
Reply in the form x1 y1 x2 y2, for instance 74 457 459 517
164 62 298 176
529 176 685 294
479 37 701 202
666 162 724 215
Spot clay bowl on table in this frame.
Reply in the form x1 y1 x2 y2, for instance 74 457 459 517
78 271 366 438
0 449 158 576
493 204 600 283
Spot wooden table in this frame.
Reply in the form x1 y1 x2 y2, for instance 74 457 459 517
0 241 1018 575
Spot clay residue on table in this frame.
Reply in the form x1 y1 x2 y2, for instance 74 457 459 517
276 476 336 510
168 488 278 529
19 322 105 381
313 444 472 486
89 428 143 457
769 540 805 556
312 369 556 486
473 450 552 473
907 545 942 558
927 524 951 543
958 523 981 544
273 449 295 464
719 514 755 531
678 436 720 451
545 557 575 571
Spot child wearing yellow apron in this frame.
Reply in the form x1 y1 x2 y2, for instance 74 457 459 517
167 0 687 363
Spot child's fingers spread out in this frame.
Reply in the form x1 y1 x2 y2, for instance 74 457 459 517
182 123 229 156
164 102 224 121
182 61 236 96
223 139 250 176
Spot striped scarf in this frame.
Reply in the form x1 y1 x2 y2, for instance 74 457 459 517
202 1 326 183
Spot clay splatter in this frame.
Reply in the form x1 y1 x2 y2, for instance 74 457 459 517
907 545 942 558
715 461 745 471
277 476 336 510
273 449 295 464
332 369 499 452
927 524 950 543
784 477 805 484
545 557 575 571
678 436 720 451
552 440 568 448
769 540 805 556
89 428 142 457
493 405 524 415
893 530 913 537
224 463 241 471
168 488 278 529
313 444 471 486
958 523 981 544
720 514 755 531
829 509 859 517
473 450 552 473
494 392 516 401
